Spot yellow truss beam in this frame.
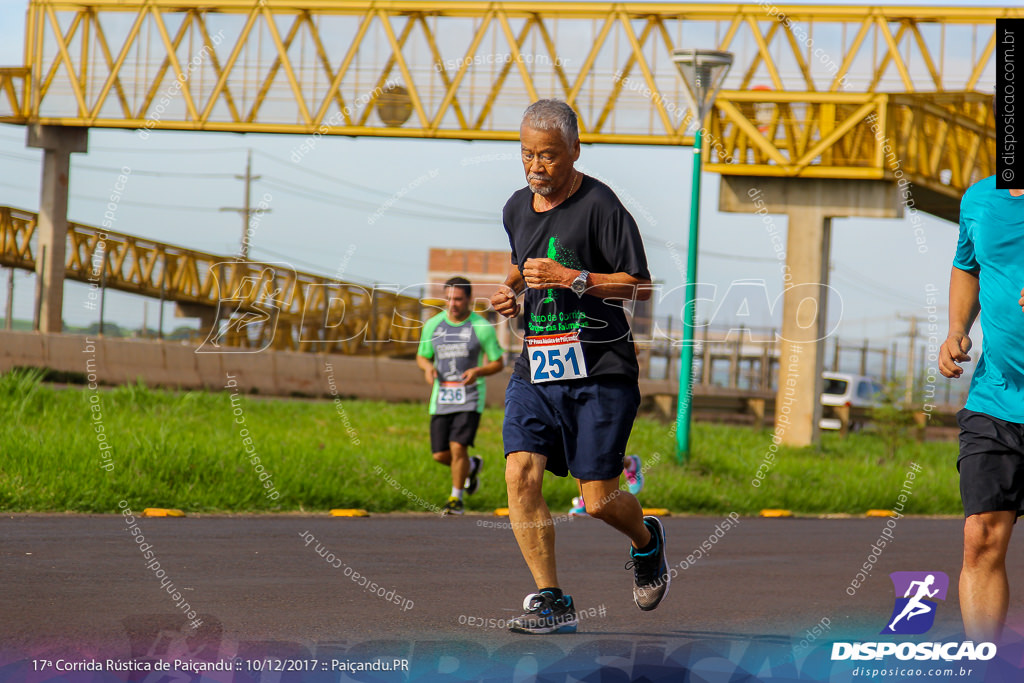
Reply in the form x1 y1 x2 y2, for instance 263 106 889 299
6 3 1014 130
0 205 424 354
706 92 995 217
0 2 1009 210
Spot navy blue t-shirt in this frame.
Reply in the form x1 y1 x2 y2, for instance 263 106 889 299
502 174 650 381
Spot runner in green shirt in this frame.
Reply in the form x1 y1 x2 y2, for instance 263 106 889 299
416 277 505 515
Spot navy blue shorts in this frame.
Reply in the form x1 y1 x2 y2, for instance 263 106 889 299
957 408 1024 518
502 374 641 480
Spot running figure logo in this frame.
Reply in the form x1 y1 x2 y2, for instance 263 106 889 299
541 236 558 304
882 571 949 635
539 235 583 306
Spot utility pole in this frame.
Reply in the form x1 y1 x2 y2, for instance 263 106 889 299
890 341 898 381
917 342 927 390
219 150 269 260
897 315 922 404
905 319 917 404
5 268 13 329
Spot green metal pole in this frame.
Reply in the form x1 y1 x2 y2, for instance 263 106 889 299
676 127 703 462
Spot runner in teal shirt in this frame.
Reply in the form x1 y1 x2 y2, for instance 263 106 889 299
940 174 1024 643
952 175 1024 422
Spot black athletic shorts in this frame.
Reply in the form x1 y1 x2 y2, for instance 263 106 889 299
430 411 481 453
957 408 1024 518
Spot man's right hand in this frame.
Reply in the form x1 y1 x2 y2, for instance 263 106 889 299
939 332 972 378
424 367 437 385
490 286 520 318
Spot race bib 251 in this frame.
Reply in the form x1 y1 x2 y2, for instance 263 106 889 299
526 331 588 383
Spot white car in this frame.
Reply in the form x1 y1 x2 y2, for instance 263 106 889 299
819 372 884 431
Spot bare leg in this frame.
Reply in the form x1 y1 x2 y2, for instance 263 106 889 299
579 478 651 549
450 442 470 490
506 451 557 589
961 511 1015 641
432 450 452 466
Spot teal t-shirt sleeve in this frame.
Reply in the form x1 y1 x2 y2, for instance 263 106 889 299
953 188 980 274
472 316 504 361
418 314 444 359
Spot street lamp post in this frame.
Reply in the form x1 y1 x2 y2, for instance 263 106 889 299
671 48 733 462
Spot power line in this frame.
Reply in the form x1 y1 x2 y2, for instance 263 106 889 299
0 179 220 212
254 149 498 220
259 177 495 225
0 149 238 178
3 145 498 220
830 271 923 309
249 244 410 285
90 145 250 154
0 127 249 155
833 260 930 303
698 249 783 264
97 167 235 179
0 179 37 194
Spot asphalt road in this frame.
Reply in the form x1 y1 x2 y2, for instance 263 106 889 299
3 514 1024 682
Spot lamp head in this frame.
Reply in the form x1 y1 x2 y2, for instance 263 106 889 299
671 49 734 124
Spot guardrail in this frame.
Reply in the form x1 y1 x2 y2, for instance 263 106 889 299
643 383 959 440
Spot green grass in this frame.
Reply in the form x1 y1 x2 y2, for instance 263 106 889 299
0 368 961 514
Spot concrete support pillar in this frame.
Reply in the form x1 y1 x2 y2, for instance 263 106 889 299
775 208 832 445
718 176 902 446
27 125 88 333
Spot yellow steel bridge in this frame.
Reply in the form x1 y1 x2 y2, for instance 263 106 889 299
0 1 1014 351
0 204 424 352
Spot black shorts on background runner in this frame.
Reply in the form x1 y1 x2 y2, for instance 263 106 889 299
957 408 1024 518
430 411 481 452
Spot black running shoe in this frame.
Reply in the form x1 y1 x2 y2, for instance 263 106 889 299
625 516 670 611
441 496 464 515
464 456 483 495
508 592 578 634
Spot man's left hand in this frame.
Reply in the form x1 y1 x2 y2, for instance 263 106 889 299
523 258 573 290
461 367 481 383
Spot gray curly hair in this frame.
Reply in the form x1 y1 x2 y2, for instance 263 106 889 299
521 99 579 148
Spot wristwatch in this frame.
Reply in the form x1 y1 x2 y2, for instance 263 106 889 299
571 270 590 297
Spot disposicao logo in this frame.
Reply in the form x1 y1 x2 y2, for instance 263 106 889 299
831 570 997 663
882 571 948 635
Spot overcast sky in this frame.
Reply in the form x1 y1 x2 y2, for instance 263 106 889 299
1 0 1019 384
